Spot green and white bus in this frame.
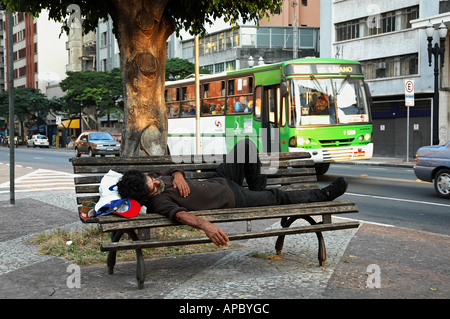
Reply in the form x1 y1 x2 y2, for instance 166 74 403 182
165 58 373 174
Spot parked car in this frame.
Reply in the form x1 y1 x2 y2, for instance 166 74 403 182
74 132 120 157
414 142 450 199
26 135 49 148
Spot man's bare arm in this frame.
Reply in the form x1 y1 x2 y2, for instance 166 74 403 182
174 211 229 246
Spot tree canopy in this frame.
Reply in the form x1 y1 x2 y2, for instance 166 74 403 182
1 0 284 156
59 68 123 120
0 0 283 37
0 87 56 136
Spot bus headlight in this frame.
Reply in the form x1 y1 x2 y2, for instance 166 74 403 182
364 133 371 141
289 137 297 147
297 138 310 146
289 137 311 147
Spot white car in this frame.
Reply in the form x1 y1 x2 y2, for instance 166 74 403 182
27 135 49 148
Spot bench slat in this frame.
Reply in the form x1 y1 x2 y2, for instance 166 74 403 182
73 168 318 187
73 174 319 194
70 152 312 166
99 200 358 232
72 162 315 175
100 221 360 252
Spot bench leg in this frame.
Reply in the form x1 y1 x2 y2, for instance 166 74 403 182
107 231 125 275
275 216 326 267
135 248 145 289
106 230 147 289
126 230 146 289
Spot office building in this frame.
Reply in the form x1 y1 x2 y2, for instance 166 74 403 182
320 0 449 157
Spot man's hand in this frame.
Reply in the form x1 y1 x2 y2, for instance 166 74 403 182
201 221 229 247
174 211 229 246
172 171 190 197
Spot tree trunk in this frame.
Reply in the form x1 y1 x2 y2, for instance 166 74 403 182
113 0 175 156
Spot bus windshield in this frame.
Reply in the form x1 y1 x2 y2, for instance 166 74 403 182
289 77 370 126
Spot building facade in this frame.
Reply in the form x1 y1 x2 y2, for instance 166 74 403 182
320 0 450 157
167 0 321 72
96 18 120 72
2 10 68 142
3 10 68 93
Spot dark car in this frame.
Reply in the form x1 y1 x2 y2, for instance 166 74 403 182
74 132 120 157
414 142 450 198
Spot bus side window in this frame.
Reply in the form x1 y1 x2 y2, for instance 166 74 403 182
203 81 225 116
227 77 253 114
165 88 180 118
181 85 196 117
254 86 262 120
167 104 180 118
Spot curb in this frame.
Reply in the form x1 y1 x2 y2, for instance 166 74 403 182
334 160 415 169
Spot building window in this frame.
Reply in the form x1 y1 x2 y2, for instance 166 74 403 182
218 32 225 51
381 11 396 33
271 28 285 47
214 63 224 73
335 5 419 41
203 65 214 73
181 40 194 60
226 61 236 71
299 28 315 48
336 18 360 41
241 28 256 46
361 54 418 80
100 32 107 47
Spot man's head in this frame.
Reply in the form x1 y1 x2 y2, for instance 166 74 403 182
117 169 165 203
116 170 148 203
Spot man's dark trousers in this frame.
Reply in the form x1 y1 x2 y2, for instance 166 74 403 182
212 139 326 208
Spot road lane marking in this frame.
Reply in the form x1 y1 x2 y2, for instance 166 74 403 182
329 172 421 184
0 169 75 193
334 215 395 228
346 192 450 208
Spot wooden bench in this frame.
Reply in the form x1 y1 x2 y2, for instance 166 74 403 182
70 152 359 289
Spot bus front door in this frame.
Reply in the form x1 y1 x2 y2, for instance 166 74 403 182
260 85 280 153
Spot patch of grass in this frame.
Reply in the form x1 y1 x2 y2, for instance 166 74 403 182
29 225 239 266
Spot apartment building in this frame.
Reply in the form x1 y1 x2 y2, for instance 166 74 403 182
167 0 321 72
320 0 449 157
2 10 68 140
3 10 68 94
96 18 120 72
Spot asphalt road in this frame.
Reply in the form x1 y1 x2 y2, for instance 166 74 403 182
0 145 74 174
319 163 450 236
1 146 449 236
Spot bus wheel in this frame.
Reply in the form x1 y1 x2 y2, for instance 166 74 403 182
315 163 330 176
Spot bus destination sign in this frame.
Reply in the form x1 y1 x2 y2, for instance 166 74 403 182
285 64 362 76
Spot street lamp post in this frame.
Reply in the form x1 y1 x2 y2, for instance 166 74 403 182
426 20 448 145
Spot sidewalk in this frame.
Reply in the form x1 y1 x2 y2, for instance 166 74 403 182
0 159 448 301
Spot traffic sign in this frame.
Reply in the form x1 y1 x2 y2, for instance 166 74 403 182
405 79 414 106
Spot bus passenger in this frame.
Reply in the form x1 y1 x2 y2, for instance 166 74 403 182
234 96 248 112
